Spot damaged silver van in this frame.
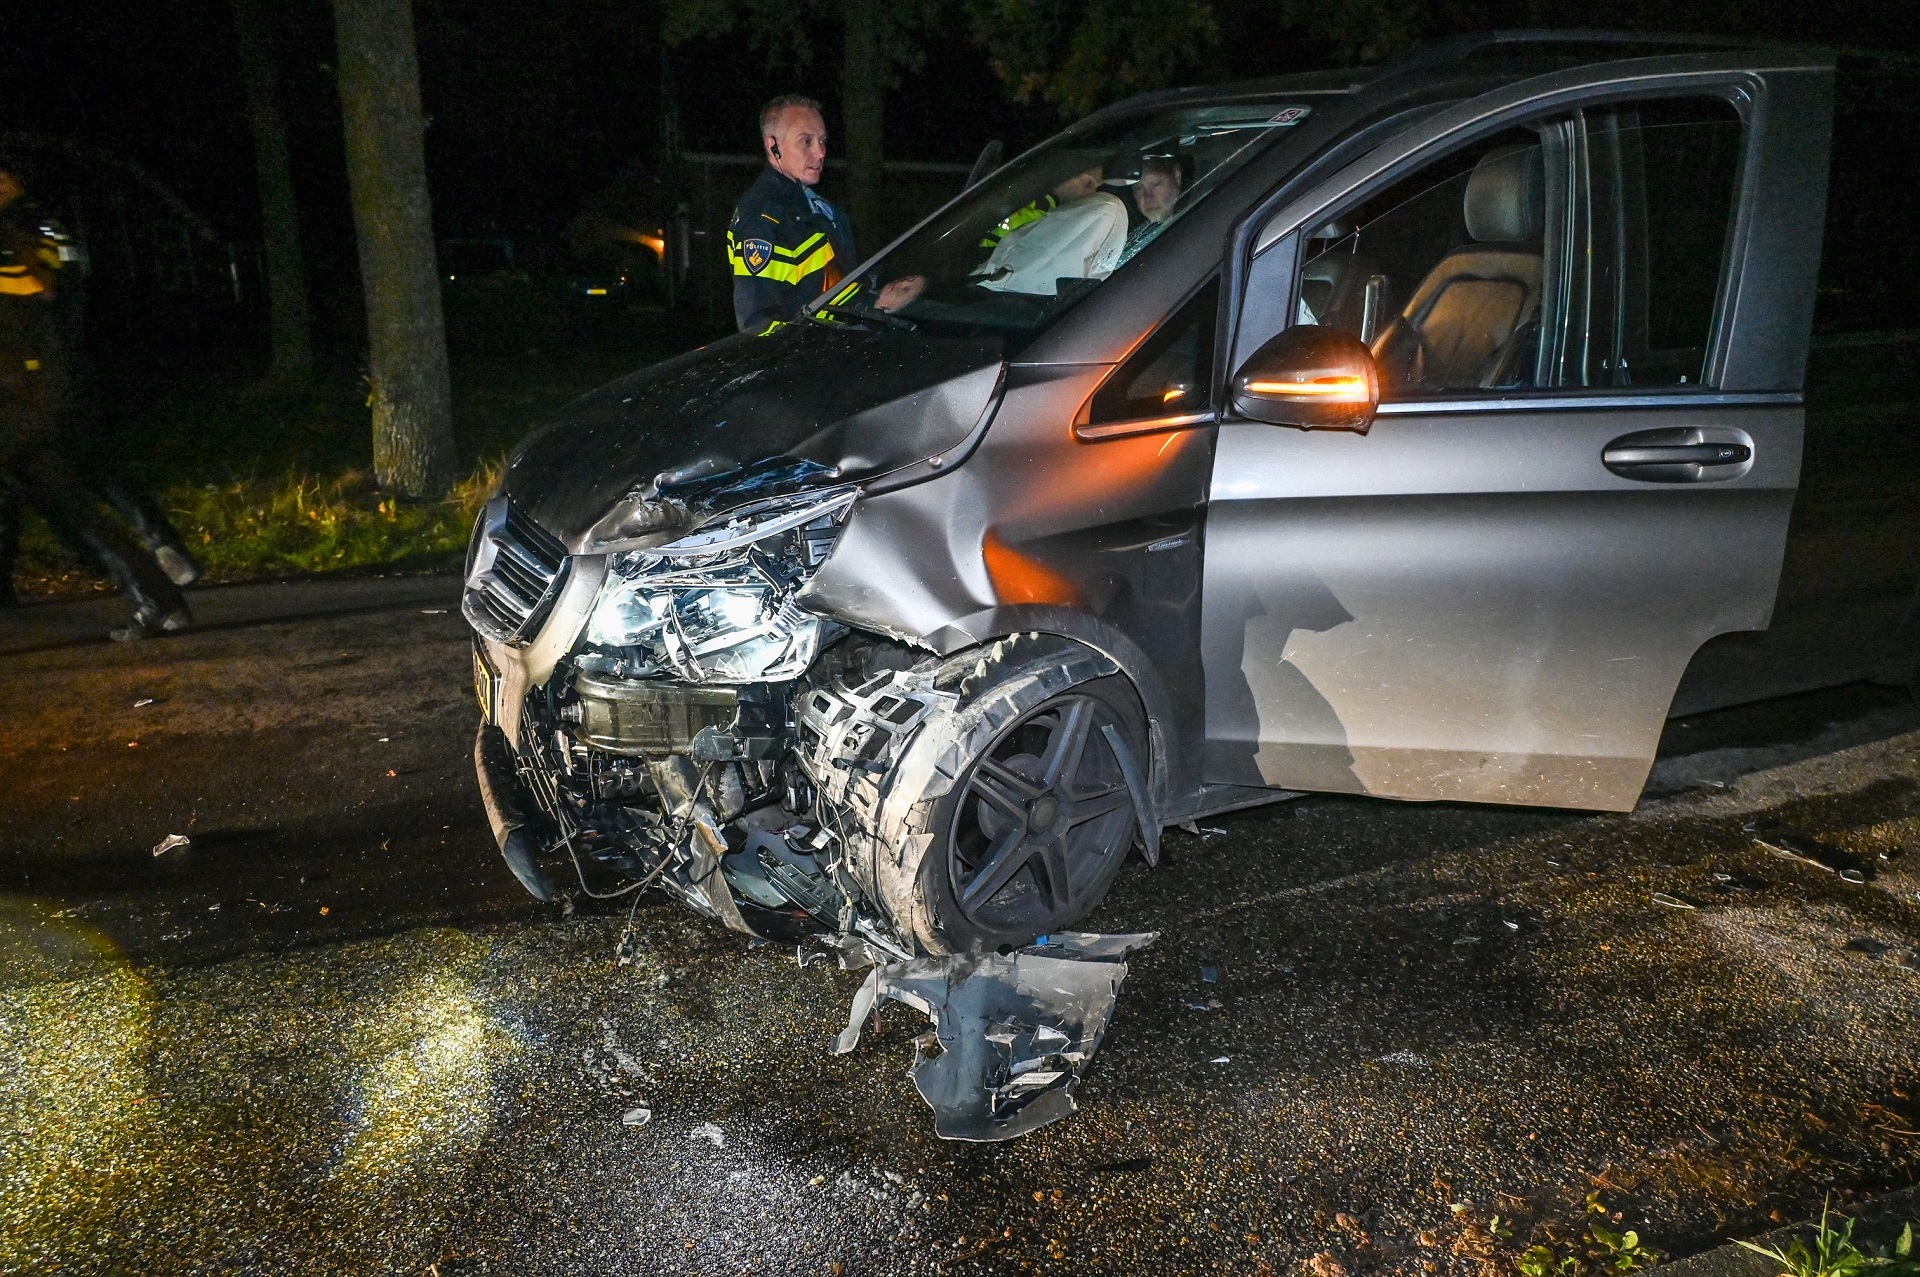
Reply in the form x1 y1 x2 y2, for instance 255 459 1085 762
465 33 1920 958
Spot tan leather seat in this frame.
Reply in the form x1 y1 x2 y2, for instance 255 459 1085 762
1371 144 1545 392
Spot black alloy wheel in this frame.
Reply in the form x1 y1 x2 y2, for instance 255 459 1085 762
945 688 1139 938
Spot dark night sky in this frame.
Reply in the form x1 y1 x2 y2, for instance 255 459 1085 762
9 0 1916 239
3 0 1914 354
2 0 1061 244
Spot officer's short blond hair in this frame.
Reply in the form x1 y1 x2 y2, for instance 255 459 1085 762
760 94 824 136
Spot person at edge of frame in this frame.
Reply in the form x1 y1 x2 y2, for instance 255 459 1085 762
0 169 204 601
727 94 923 333
0 164 193 639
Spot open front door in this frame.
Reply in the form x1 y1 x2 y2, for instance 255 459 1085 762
1202 59 1831 811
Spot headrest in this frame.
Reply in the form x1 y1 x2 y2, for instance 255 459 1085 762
1464 144 1543 243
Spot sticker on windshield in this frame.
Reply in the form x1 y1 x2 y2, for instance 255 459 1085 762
1270 107 1311 126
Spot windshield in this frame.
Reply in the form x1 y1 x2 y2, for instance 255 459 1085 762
816 101 1311 335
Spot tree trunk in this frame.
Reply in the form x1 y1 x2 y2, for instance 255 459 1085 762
233 0 313 381
331 0 455 496
840 0 885 250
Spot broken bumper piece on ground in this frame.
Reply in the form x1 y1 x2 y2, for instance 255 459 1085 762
831 930 1157 1141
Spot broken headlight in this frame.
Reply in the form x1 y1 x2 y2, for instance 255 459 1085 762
578 488 857 684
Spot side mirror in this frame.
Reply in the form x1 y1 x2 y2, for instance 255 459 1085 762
1230 324 1380 433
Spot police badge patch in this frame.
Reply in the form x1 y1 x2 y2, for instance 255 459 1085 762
741 238 773 274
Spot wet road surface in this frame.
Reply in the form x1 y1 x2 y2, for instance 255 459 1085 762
2 576 1918 1275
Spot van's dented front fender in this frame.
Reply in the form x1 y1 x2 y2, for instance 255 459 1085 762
799 362 1216 817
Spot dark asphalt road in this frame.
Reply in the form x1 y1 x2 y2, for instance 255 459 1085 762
3 575 1918 1276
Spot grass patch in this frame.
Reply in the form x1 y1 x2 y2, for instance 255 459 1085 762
170 461 502 577
10 347 663 598
14 461 502 594
1735 1198 1918 1277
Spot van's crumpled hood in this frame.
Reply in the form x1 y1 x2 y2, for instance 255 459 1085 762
505 322 1006 547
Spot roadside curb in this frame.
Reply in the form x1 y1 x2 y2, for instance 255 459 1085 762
1659 1186 1920 1277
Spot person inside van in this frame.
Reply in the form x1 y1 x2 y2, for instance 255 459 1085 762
1133 154 1184 224
975 160 1128 295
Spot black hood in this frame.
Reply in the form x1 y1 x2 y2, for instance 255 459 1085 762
505 322 1005 546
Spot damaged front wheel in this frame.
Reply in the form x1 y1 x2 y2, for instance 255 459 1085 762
917 673 1144 952
800 634 1153 953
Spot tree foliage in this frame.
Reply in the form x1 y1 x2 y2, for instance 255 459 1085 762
965 0 1219 118
1265 0 1433 66
664 0 1219 123
660 0 939 86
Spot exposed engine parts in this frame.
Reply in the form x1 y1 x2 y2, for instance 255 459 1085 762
477 625 1156 960
466 483 1164 1141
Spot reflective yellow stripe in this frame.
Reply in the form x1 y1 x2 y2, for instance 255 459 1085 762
0 271 46 296
729 241 835 283
772 232 825 260
784 240 835 283
727 231 826 261
979 196 1057 248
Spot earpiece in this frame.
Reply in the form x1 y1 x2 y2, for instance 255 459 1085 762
770 140 782 159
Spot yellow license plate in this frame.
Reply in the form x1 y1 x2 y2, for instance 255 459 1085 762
473 645 498 723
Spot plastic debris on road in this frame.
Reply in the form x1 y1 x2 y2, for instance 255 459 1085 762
688 1122 725 1146
830 930 1156 1142
151 834 191 857
1754 831 1875 882
621 1107 652 1127
1651 892 1697 910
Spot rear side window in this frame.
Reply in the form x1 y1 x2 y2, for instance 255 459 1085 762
1814 65 1920 336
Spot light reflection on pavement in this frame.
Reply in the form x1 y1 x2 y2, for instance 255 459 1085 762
1 576 1917 1275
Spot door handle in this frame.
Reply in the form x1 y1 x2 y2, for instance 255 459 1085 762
1603 428 1753 483
1604 442 1750 467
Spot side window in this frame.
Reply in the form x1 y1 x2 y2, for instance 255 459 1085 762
1291 95 1743 398
1087 277 1219 425
1297 124 1556 397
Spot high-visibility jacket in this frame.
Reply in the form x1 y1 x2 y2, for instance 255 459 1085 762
728 166 855 333
0 208 61 298
978 194 1058 250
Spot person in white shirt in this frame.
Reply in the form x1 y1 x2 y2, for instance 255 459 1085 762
975 160 1128 296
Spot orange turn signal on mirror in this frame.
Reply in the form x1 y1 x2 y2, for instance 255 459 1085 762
1242 375 1371 401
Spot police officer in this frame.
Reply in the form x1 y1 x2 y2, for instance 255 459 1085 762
0 165 192 638
728 95 921 332
728 95 852 333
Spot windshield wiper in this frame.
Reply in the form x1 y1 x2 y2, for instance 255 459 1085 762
813 302 918 333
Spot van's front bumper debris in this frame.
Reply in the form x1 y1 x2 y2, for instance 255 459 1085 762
831 931 1157 1141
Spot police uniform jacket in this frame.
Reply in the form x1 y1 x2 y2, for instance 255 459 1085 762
0 203 66 429
728 165 854 333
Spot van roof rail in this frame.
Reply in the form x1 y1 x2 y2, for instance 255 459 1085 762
1380 29 1801 74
